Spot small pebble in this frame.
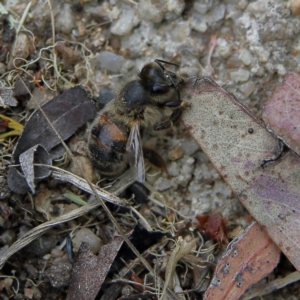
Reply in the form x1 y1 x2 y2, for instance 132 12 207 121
24 288 33 299
110 9 140 36
238 0 248 10
247 1 267 17
26 88 51 110
168 161 180 177
191 17 208 33
42 254 52 261
230 69 250 83
207 4 226 24
68 155 94 183
239 48 253 66
55 3 76 34
256 48 270 63
0 229 16 246
239 81 256 97
193 2 212 14
138 0 165 23
181 139 199 156
176 174 192 187
250 65 265 77
51 248 65 259
154 177 172 192
95 51 125 73
217 38 231 58
226 54 242 68
276 64 287 76
32 286 42 300
44 261 72 288
8 33 31 69
0 62 6 75
168 145 184 161
72 228 103 254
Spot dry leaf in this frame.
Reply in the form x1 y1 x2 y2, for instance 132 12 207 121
204 222 280 300
181 77 300 271
66 238 123 300
241 270 300 299
262 72 300 155
13 86 96 159
163 237 197 295
7 145 52 194
8 86 97 194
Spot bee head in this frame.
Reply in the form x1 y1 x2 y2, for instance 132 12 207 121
139 60 183 94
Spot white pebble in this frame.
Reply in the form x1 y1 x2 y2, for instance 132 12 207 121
230 69 250 83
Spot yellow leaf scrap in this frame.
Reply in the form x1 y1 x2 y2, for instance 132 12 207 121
0 114 23 139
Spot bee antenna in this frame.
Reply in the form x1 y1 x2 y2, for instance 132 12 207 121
155 59 179 70
155 59 180 93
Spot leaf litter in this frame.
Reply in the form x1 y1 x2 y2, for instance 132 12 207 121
66 239 124 300
1 1 300 299
204 222 280 300
3 75 300 299
7 86 97 193
262 72 300 156
182 76 300 293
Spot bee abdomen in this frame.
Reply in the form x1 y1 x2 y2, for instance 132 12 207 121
88 114 129 177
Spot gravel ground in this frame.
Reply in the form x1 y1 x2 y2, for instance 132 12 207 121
0 0 300 299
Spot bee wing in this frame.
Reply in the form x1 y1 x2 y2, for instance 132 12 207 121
126 121 145 183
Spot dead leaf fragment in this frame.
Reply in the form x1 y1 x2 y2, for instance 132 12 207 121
164 237 197 293
241 270 300 299
13 86 96 159
204 222 280 300
262 72 300 155
7 145 52 194
8 86 97 194
67 238 123 300
181 77 300 271
19 145 52 193
181 77 280 195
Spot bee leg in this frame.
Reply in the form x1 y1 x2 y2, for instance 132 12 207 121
155 101 191 131
143 147 169 175
154 119 173 131
127 181 150 203
154 107 182 131
164 100 181 107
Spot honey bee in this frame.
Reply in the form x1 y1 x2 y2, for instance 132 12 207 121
88 59 185 182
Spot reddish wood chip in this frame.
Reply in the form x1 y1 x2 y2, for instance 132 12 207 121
195 213 228 244
204 222 280 300
262 72 300 155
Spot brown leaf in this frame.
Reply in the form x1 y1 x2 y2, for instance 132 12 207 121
7 145 52 194
262 72 300 155
181 77 300 271
204 222 280 300
66 238 123 300
8 86 97 194
12 86 96 160
19 145 51 193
